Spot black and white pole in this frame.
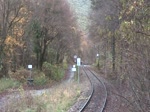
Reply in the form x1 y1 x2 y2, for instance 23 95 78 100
28 65 32 78
77 58 81 83
27 65 33 85
96 54 100 67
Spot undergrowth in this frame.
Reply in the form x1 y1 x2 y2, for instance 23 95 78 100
0 78 20 93
4 82 81 112
43 62 65 81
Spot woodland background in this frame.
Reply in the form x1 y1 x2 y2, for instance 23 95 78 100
0 0 81 77
0 0 149 111
89 0 150 111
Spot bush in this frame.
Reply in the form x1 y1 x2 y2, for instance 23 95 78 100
34 72 48 86
63 61 68 70
42 62 64 81
10 68 30 83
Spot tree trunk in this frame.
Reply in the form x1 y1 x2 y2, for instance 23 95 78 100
39 41 47 70
36 52 39 69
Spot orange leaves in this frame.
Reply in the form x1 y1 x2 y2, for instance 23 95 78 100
13 25 24 37
5 36 24 47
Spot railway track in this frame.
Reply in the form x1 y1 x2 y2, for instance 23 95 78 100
79 66 107 112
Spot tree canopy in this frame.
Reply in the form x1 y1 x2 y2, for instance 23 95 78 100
0 0 81 77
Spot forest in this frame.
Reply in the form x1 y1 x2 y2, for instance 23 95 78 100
0 0 149 111
89 0 150 111
0 0 81 77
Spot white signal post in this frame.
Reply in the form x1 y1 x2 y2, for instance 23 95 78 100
28 65 32 69
77 58 81 83
72 65 76 72
28 65 32 78
27 65 34 86
77 58 81 66
71 65 76 82
96 54 99 57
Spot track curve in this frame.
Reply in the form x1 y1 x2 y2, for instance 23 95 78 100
80 66 107 112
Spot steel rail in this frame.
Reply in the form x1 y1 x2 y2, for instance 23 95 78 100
87 67 108 112
79 66 107 112
78 66 94 112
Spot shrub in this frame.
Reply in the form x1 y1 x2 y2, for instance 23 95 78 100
10 68 30 83
42 62 64 81
34 72 48 86
63 61 68 70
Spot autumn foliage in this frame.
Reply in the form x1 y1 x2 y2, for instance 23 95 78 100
0 0 79 77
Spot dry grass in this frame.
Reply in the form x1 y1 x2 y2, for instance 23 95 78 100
3 82 80 112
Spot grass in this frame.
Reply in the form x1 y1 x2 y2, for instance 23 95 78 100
4 82 81 112
0 64 80 111
0 78 20 93
0 65 65 92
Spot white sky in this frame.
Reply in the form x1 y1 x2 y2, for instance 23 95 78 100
67 0 91 31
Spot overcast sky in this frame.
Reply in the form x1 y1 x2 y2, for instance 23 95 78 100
68 0 91 31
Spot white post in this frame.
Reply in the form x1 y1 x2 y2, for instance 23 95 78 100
27 65 33 85
28 65 32 78
77 58 81 83
78 66 80 83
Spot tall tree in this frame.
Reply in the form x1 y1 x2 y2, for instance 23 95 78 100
29 0 78 70
0 0 28 76
89 0 150 111
90 0 119 72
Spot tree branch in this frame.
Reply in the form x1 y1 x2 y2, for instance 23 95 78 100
8 5 23 30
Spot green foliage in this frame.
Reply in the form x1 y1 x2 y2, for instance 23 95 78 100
62 55 68 69
43 62 64 81
63 62 68 70
0 78 20 92
31 20 42 54
31 20 42 39
34 72 48 86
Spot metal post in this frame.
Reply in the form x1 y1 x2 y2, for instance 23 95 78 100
77 58 81 84
30 69 32 78
27 65 33 85
78 66 80 83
